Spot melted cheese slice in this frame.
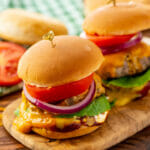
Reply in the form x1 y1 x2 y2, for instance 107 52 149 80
106 85 144 106
14 96 108 133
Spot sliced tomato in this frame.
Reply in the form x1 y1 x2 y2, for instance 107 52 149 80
0 42 25 86
25 74 93 103
82 32 135 47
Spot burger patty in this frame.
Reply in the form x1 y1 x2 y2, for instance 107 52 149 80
59 74 105 106
116 55 150 78
98 42 150 79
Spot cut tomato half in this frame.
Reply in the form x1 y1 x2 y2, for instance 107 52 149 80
0 42 25 86
25 74 93 103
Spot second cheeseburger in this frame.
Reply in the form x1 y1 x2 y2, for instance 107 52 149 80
13 33 110 139
82 3 150 106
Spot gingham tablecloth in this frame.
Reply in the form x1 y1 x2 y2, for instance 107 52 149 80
0 0 84 35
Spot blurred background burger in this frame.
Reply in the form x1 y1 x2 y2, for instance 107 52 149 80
0 9 68 47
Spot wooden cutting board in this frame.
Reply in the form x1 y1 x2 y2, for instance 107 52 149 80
2 93 150 150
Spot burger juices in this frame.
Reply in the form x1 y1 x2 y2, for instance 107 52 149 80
81 2 150 106
13 34 110 139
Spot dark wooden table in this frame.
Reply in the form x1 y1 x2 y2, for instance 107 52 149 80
1 92 150 150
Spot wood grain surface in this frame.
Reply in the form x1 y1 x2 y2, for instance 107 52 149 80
2 93 150 150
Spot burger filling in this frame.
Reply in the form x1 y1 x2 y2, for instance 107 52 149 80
98 42 150 79
103 68 150 106
82 31 150 106
14 74 110 133
100 40 150 106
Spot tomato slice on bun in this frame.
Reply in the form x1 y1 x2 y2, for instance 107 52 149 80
25 74 93 103
0 42 25 86
81 32 135 47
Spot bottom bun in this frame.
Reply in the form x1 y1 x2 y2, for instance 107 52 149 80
32 125 99 139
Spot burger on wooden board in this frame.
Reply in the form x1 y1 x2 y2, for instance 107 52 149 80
0 9 68 97
12 32 110 139
81 2 150 106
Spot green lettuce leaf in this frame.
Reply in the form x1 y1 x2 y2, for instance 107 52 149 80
58 95 110 118
14 108 20 117
0 82 22 97
103 68 150 88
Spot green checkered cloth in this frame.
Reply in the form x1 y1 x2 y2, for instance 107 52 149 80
0 0 84 35
0 0 85 96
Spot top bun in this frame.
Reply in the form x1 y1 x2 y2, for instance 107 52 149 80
84 0 150 15
18 36 104 87
83 2 150 35
0 9 68 45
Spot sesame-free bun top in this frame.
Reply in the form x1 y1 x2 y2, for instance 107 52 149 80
84 0 150 15
0 9 68 45
83 2 150 35
18 36 104 87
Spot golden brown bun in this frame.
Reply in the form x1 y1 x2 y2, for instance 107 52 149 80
84 0 150 15
18 36 104 87
32 126 99 139
0 9 68 45
83 2 150 35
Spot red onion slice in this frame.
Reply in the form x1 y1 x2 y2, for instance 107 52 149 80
138 81 150 97
23 80 96 114
101 32 142 55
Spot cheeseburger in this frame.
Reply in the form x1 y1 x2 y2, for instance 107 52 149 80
13 33 110 139
81 3 150 106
